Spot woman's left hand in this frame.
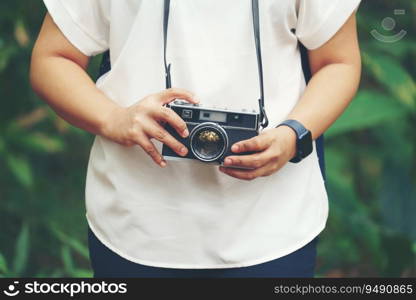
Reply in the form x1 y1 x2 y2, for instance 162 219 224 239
219 126 297 180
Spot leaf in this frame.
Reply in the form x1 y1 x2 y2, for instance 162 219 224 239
327 90 408 138
72 269 94 278
61 245 74 274
19 133 65 153
48 270 65 278
363 52 416 109
324 147 384 267
51 227 89 260
363 39 416 60
0 253 9 274
5 154 34 188
14 19 30 47
12 224 30 276
0 46 16 72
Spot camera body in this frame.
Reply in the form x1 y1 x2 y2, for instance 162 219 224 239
162 100 260 166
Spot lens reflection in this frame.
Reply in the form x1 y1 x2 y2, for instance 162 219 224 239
192 128 225 161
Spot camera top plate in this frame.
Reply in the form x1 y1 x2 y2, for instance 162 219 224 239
170 100 259 116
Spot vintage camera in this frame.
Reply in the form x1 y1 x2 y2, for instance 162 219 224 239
162 100 260 165
161 0 268 166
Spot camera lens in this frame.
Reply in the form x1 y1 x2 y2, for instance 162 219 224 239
190 123 228 162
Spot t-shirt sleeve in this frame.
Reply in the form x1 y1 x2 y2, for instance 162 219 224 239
43 0 110 56
295 0 361 50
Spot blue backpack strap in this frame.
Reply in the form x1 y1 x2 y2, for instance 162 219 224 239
99 51 111 77
97 45 326 180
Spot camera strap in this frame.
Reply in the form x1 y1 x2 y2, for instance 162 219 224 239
163 0 172 90
163 0 269 129
251 0 268 128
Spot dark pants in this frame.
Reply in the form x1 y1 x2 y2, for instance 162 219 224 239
88 228 319 278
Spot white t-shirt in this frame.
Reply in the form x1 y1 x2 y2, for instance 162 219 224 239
44 0 361 269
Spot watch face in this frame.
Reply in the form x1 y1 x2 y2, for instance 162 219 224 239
298 131 313 158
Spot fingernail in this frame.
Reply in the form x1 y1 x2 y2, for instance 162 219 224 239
160 161 167 168
232 145 239 152
180 147 188 155
225 158 233 165
183 129 189 137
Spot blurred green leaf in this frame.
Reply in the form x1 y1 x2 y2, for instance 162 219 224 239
0 253 9 274
5 154 34 188
51 227 89 260
12 224 30 275
364 39 416 59
61 245 74 275
363 52 416 109
60 245 93 277
72 269 93 278
19 132 65 153
327 90 408 137
14 18 30 47
0 46 16 72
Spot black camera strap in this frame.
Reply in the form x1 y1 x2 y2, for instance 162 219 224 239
163 0 269 129
163 0 172 89
251 0 268 128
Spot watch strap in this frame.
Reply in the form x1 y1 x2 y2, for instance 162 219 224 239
277 119 312 163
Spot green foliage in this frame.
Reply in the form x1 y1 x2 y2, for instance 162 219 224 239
318 0 416 277
363 53 415 109
0 0 415 278
327 90 408 137
0 1 96 278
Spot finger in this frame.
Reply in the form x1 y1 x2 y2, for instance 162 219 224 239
145 123 188 157
159 88 199 105
133 134 166 167
231 134 272 153
219 165 270 181
152 106 189 138
223 150 275 169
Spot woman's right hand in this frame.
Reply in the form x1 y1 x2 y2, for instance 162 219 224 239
101 88 199 167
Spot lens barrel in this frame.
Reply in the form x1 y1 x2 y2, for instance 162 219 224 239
189 122 228 162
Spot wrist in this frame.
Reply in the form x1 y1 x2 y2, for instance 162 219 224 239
99 105 125 139
273 126 297 160
276 119 313 163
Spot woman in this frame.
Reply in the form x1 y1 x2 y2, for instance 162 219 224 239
30 0 361 278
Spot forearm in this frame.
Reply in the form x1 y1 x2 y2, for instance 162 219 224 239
287 62 361 140
30 55 119 136
287 12 361 140
30 46 198 166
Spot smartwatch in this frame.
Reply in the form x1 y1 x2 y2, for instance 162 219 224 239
277 119 313 163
